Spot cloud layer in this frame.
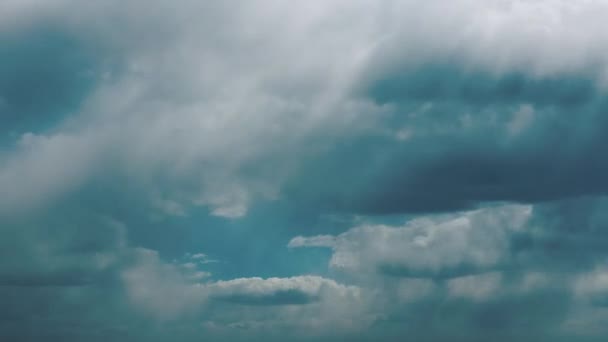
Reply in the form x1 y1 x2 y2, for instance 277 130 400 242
3 0 608 341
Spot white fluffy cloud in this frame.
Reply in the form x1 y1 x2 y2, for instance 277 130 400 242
0 0 387 218
199 276 374 338
0 131 106 216
205 276 360 305
121 248 207 320
121 253 370 334
363 0 608 79
290 204 532 278
5 0 608 219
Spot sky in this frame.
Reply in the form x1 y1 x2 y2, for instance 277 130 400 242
2 0 608 341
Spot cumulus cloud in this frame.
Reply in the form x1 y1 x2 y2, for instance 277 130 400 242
290 204 532 278
205 276 358 306
199 277 374 340
121 248 207 320
287 200 608 339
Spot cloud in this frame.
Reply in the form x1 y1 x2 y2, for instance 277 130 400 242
0 211 127 287
288 235 336 249
0 0 386 219
290 204 532 279
0 131 106 217
447 272 503 302
575 267 608 307
360 0 608 78
205 276 358 306
286 197 608 340
188 253 219 265
121 248 207 320
4 1 608 341
4 0 608 221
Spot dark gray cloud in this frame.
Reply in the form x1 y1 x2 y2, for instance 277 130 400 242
203 276 357 308
287 68 608 214
211 289 319 306
378 262 501 280
367 65 599 107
